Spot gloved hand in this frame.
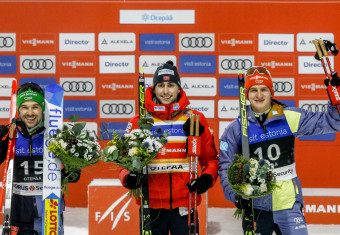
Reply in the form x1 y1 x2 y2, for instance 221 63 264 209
124 172 144 189
235 194 252 210
183 116 205 137
330 72 340 86
61 168 81 183
186 174 213 194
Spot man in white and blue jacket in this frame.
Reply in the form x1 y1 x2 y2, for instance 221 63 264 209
218 66 340 235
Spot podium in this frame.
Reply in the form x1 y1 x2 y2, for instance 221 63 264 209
88 179 207 234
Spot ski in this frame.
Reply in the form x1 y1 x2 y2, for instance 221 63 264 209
42 84 64 235
238 71 255 235
138 69 152 235
188 114 200 235
1 80 18 235
313 38 340 114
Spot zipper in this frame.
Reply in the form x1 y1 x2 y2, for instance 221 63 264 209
169 173 172 210
29 135 33 157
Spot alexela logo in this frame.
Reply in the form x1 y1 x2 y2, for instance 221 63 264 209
181 77 216 97
99 33 136 52
100 55 135 74
59 33 95 51
139 55 176 74
297 33 334 52
0 78 15 97
298 56 334 74
120 10 195 24
258 34 294 52
218 100 239 119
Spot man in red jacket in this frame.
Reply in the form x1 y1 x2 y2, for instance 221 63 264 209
119 61 218 235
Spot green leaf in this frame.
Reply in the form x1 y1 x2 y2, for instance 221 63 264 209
72 121 86 135
103 147 109 155
67 115 81 122
112 150 119 160
132 159 141 169
139 123 153 130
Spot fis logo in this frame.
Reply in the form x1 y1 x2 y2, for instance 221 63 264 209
95 192 132 230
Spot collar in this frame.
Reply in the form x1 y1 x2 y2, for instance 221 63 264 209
145 87 190 120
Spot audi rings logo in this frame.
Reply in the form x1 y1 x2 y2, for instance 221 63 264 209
273 81 293 93
22 59 53 70
62 81 94 92
0 37 14 48
301 103 327 112
102 103 133 115
181 37 213 48
221 59 252 70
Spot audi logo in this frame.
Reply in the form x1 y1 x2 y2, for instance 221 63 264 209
273 82 293 93
62 81 94 92
221 59 252 70
102 104 133 115
301 104 327 112
0 37 14 48
181 37 213 48
22 59 54 70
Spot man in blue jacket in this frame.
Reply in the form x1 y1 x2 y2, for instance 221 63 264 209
0 82 78 235
219 66 340 235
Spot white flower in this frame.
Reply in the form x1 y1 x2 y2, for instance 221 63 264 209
142 137 155 152
249 158 259 170
242 184 254 196
153 140 163 152
60 140 67 150
260 183 268 193
74 153 79 157
128 148 138 156
128 141 138 147
108 145 117 154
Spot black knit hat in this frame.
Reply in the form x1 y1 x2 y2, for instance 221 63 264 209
153 60 181 89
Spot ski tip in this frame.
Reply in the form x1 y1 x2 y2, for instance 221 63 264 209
238 70 244 75
139 67 145 74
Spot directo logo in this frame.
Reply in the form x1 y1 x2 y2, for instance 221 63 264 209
95 192 132 230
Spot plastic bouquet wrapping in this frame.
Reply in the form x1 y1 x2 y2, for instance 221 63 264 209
227 155 277 217
102 118 168 198
47 121 101 194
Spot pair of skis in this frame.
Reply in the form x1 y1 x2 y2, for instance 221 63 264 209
138 69 152 235
0 81 64 235
238 71 255 235
0 80 18 235
187 114 200 235
313 38 340 114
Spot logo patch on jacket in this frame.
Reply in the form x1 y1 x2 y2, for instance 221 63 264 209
220 141 228 151
154 106 165 111
173 103 179 110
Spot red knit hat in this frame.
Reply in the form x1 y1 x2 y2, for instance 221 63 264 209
245 66 274 98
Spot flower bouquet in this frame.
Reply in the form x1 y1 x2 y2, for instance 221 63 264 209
101 118 168 198
47 120 101 194
227 155 277 218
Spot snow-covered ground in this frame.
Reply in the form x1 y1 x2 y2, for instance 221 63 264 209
64 207 340 234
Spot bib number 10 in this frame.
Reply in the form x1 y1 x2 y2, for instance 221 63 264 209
254 144 281 161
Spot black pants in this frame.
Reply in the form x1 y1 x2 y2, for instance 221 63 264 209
242 209 282 235
140 208 199 235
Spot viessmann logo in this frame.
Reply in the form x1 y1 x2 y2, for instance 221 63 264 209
305 203 340 213
219 33 254 51
61 60 94 68
95 192 132 230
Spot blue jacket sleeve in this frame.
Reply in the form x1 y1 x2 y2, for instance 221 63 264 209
218 120 240 204
286 102 340 137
